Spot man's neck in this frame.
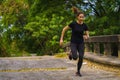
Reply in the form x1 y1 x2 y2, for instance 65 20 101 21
77 20 83 24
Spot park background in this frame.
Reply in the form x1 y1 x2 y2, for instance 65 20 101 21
0 0 120 57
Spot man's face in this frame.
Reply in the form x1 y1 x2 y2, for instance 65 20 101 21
77 14 85 21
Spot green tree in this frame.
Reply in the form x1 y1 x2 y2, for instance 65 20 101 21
65 0 120 35
84 0 120 35
24 0 72 55
0 0 119 56
0 0 29 56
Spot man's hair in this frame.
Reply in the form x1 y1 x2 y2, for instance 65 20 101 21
71 6 84 17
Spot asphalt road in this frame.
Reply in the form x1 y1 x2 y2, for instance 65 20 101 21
0 56 120 80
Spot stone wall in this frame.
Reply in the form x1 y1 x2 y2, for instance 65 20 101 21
85 35 120 58
63 35 120 59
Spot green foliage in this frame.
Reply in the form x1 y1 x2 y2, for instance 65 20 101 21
0 0 119 56
84 0 120 35
24 13 71 55
103 26 120 35
54 52 67 58
0 0 29 56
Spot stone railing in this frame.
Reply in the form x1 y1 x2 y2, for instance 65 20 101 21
63 35 120 59
85 35 120 59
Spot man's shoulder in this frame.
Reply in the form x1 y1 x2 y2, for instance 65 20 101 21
70 21 76 24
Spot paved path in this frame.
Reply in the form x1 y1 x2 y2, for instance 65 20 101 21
0 56 120 80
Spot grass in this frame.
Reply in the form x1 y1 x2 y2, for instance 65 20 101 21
84 59 120 76
0 67 67 72
54 52 68 58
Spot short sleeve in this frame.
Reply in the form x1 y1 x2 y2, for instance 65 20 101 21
84 24 88 31
68 22 74 28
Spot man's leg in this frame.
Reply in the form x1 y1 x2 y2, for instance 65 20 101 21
76 43 84 76
70 43 78 60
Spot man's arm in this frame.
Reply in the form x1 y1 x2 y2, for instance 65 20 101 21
84 31 89 39
60 26 70 46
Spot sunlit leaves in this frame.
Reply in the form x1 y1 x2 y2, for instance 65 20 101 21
0 0 119 56
0 0 29 15
0 0 29 56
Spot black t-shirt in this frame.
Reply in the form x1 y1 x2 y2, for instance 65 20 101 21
69 21 88 44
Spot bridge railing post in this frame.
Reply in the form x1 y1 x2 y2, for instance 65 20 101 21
104 43 112 56
85 43 91 52
118 43 120 59
94 43 100 55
